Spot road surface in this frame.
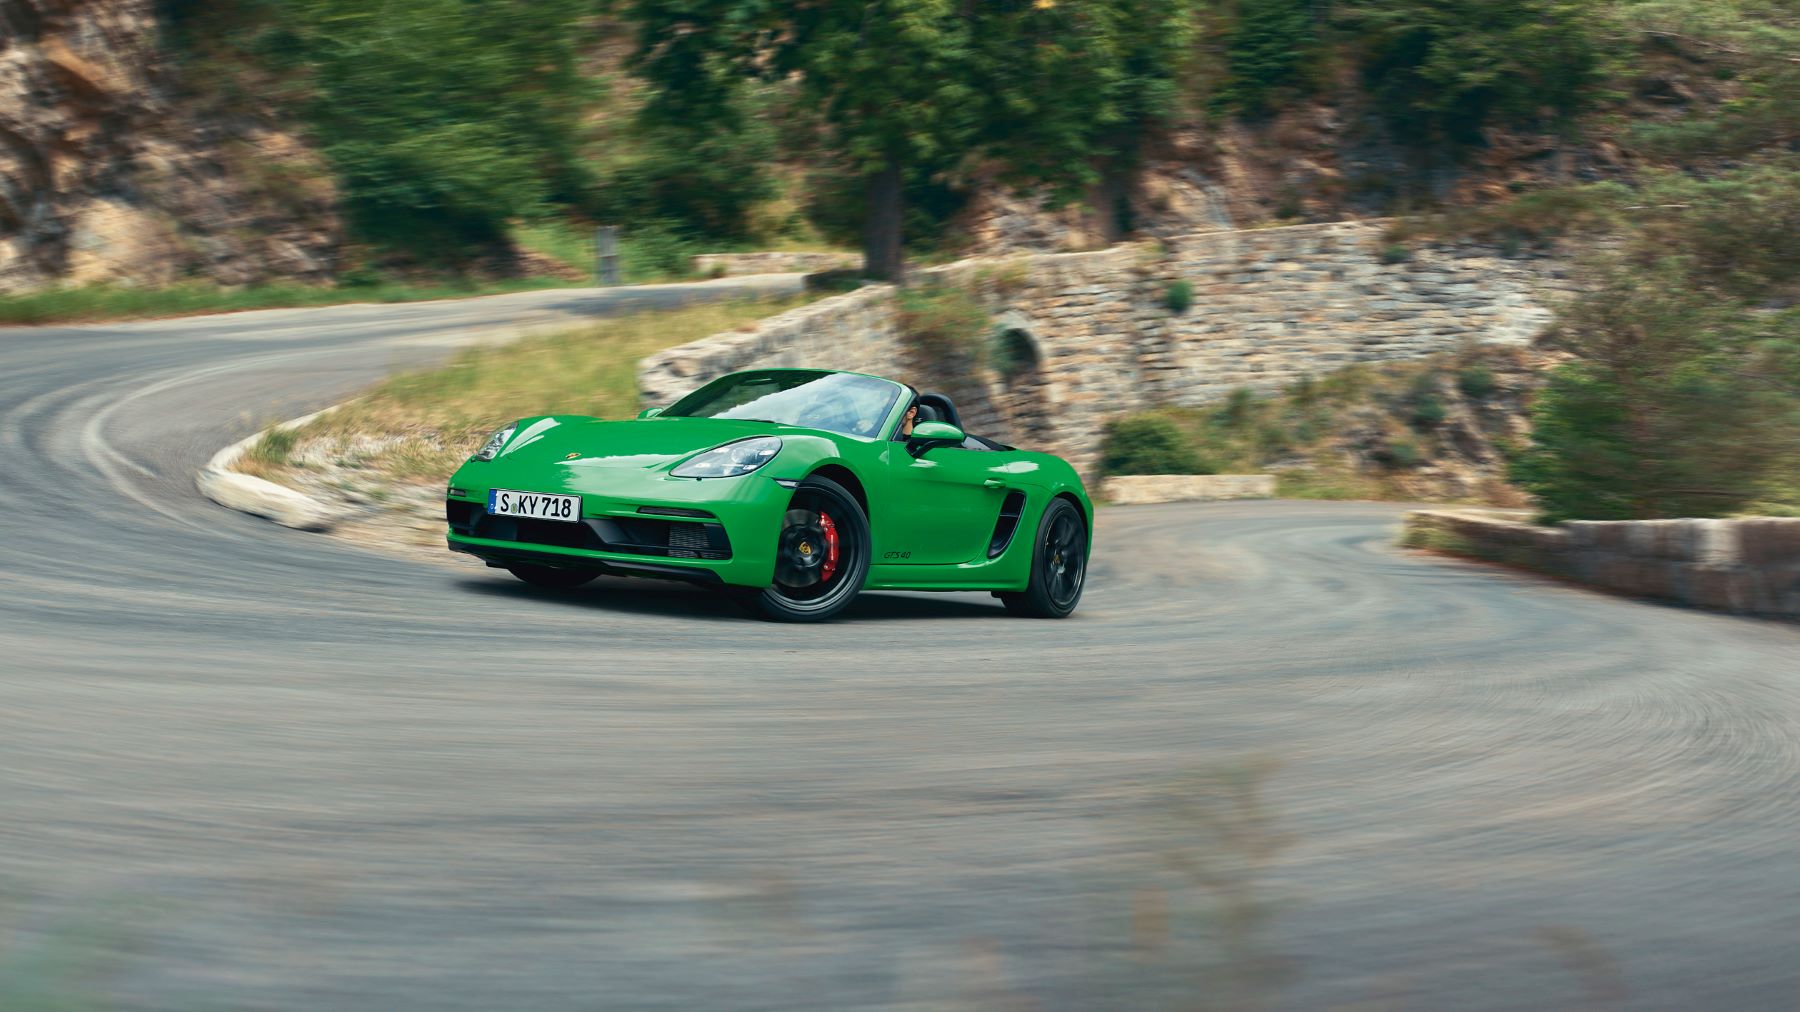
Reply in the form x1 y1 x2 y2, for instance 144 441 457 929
2 281 1798 1010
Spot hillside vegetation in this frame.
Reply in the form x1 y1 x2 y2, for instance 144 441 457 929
106 2 1800 519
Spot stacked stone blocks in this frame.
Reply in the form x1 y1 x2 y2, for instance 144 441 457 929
639 219 1571 479
1404 510 1800 619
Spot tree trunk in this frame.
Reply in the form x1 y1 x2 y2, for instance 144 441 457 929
863 156 904 283
1090 159 1131 247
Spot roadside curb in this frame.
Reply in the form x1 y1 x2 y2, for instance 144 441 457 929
196 407 344 531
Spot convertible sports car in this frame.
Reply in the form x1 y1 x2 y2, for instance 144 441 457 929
444 368 1091 621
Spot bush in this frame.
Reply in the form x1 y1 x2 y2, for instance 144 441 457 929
1457 363 1496 399
1408 375 1447 428
1102 416 1210 476
898 286 993 371
1510 261 1800 521
1379 435 1422 469
1164 279 1194 315
617 222 703 283
1380 243 1412 265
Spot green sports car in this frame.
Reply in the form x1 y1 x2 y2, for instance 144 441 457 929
445 368 1091 621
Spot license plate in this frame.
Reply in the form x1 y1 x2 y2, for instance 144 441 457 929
488 488 581 523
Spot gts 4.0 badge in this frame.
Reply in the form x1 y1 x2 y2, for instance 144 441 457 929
883 550 911 560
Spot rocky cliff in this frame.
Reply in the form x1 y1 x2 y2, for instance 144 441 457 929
0 0 339 292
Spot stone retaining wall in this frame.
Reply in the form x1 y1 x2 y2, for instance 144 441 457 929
691 251 860 278
1101 474 1276 505
638 286 902 407
1403 510 1800 620
642 220 1573 480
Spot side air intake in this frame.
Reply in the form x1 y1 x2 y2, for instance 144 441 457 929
987 491 1027 559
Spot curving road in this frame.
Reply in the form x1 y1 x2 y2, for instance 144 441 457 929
2 282 1798 1010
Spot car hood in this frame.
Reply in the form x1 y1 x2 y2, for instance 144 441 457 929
498 415 797 471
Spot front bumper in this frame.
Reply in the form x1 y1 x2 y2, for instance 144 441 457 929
444 467 788 588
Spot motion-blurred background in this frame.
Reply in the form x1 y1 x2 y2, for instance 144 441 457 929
2 0 1794 520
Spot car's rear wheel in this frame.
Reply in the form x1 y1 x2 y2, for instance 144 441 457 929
507 564 600 591
999 497 1087 618
744 475 870 622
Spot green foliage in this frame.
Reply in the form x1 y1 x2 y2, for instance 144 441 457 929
1622 0 1799 158
267 0 599 258
975 0 1200 199
897 286 993 371
599 91 780 240
1511 261 1800 521
1213 0 1320 117
1457 363 1497 399
1628 161 1800 301
1164 279 1195 314
1345 0 1617 144
1409 390 1447 429
1380 435 1423 469
1102 415 1210 476
627 0 1197 272
1380 242 1412 264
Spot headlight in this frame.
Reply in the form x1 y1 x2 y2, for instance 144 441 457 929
672 436 782 478
472 424 516 461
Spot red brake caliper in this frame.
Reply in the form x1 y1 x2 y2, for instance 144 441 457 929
819 512 841 583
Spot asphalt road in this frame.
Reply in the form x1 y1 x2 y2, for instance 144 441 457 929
2 280 1798 1011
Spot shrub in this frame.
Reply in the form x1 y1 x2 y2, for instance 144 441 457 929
1379 436 1423 469
1164 279 1195 315
1457 363 1496 399
898 287 992 371
1380 243 1412 265
1510 261 1800 521
1102 415 1209 476
1410 396 1446 429
618 223 702 282
1408 375 1448 428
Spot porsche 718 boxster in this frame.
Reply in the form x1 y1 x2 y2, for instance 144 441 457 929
445 368 1091 621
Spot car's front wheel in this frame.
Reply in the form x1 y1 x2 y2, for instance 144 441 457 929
507 564 600 591
999 497 1087 618
744 475 870 622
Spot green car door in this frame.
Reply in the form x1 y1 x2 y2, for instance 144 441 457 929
879 442 1017 565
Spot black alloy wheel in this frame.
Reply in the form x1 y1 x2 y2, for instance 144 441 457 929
746 475 870 622
1000 497 1087 618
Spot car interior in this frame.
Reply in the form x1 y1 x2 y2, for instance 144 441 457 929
903 392 1013 452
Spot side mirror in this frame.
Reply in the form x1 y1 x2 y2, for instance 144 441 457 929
906 419 965 458
637 407 663 419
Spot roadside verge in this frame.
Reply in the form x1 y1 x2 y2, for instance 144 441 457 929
197 409 343 531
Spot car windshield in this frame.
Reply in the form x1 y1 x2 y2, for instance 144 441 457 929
663 370 904 438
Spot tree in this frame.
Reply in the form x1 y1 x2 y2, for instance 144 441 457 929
277 0 598 256
627 0 1196 278
628 0 978 280
1212 0 1320 118
1346 0 1614 145
971 0 1198 243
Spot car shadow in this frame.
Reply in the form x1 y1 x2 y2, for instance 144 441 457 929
452 573 1010 623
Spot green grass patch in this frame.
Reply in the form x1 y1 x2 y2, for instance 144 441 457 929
281 294 817 483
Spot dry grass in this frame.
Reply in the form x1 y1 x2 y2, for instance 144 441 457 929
248 295 814 485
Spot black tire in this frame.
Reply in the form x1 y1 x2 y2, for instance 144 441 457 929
507 564 601 590
999 497 1087 618
743 474 871 622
